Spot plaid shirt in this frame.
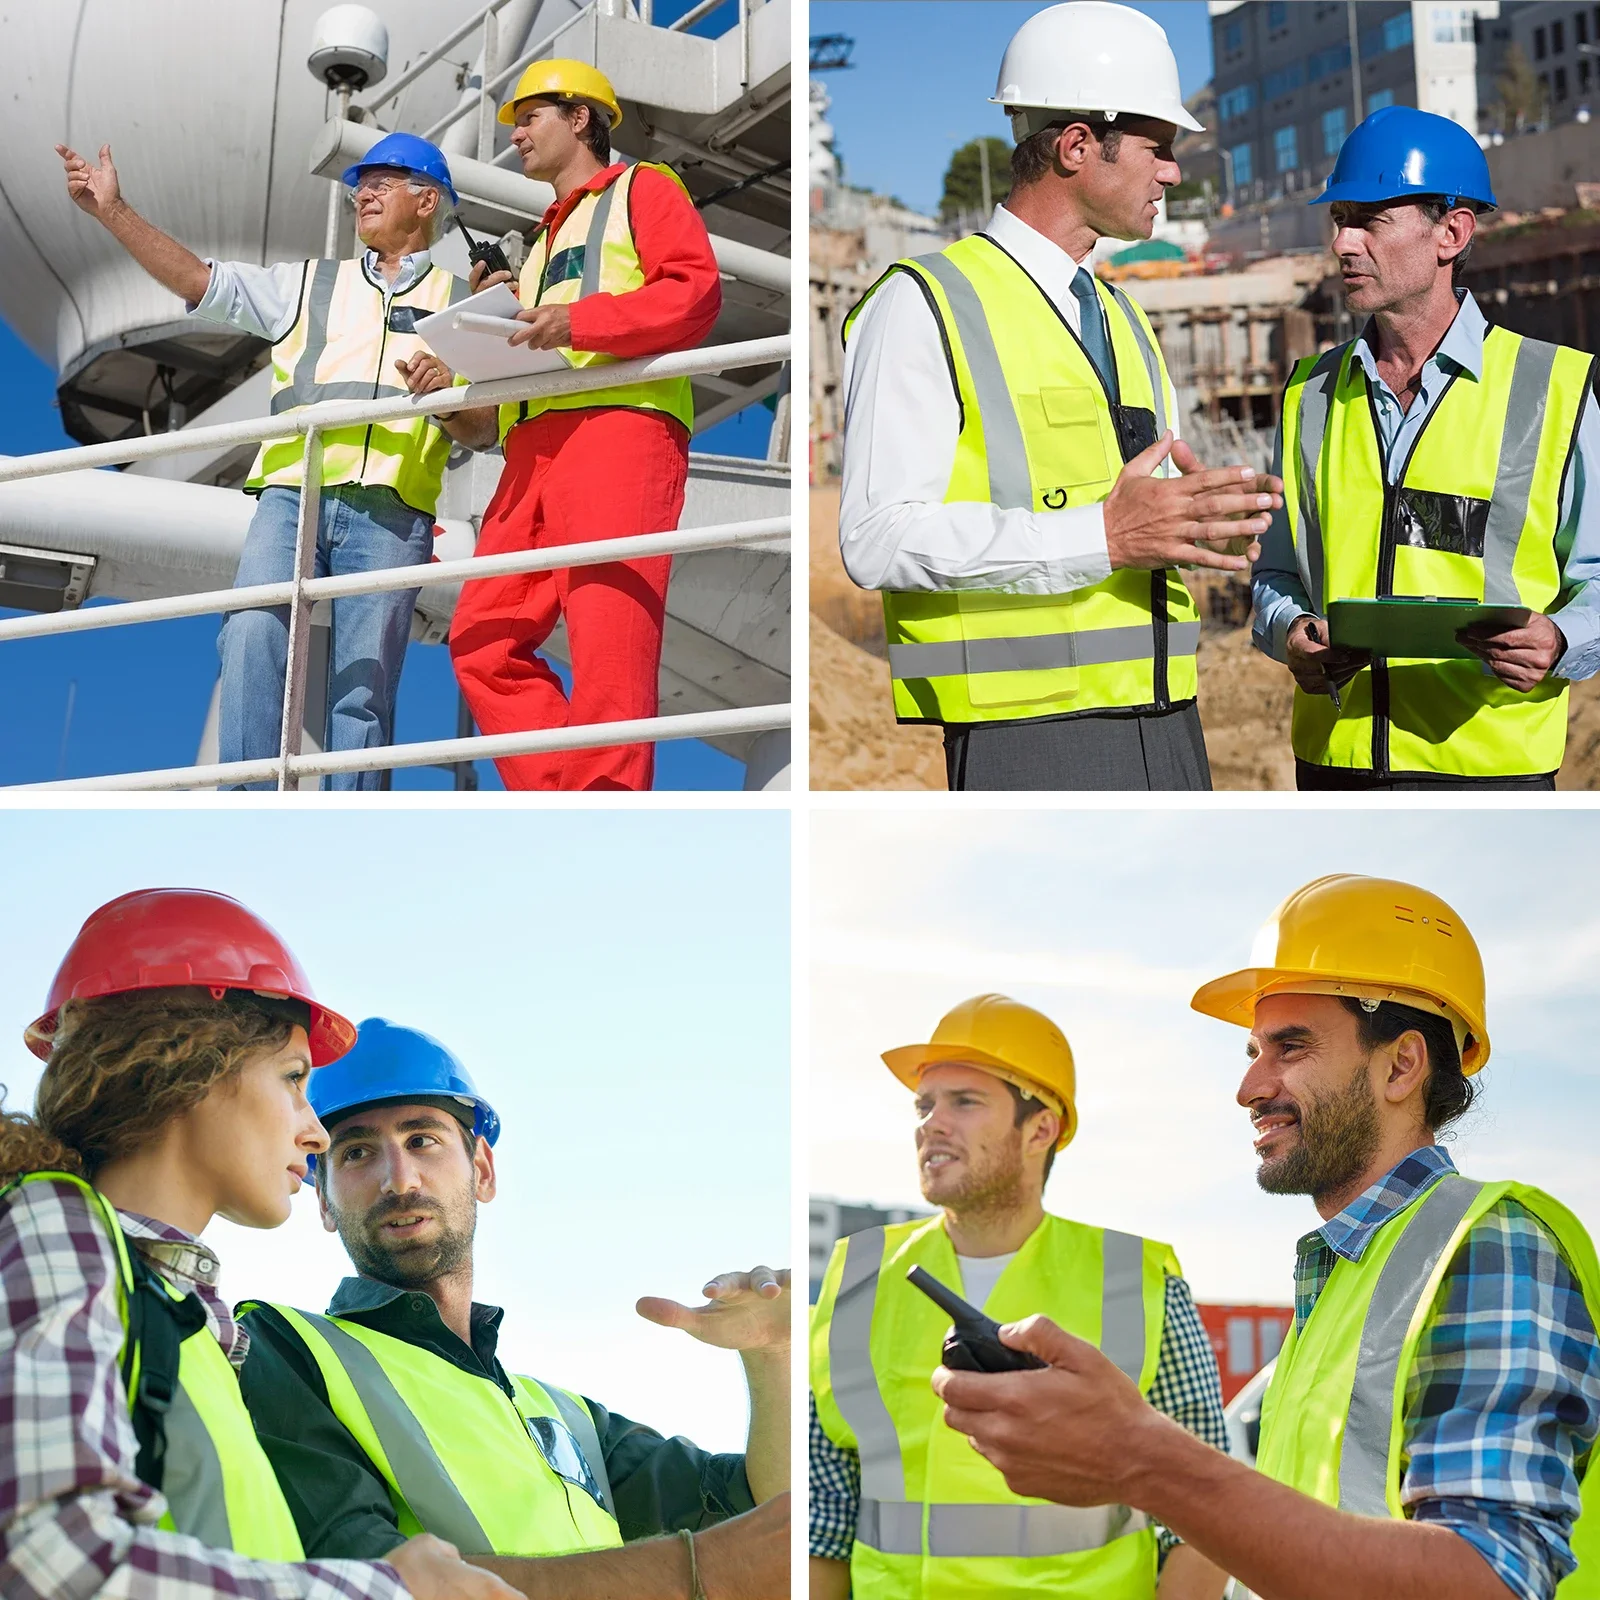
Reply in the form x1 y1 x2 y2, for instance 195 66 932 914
809 1268 1229 1563
1292 1145 1600 1600
0 1175 408 1600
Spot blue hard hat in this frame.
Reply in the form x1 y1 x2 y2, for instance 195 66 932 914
1313 106 1496 210
341 131 459 207
306 1017 499 1174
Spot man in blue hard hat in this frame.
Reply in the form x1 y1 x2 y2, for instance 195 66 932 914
1251 105 1600 788
235 1019 789 1596
56 133 470 789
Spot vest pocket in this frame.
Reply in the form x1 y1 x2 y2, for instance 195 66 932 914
954 591 1081 710
1394 487 1489 559
1037 387 1111 494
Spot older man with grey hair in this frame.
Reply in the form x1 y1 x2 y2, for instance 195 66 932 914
56 131 468 789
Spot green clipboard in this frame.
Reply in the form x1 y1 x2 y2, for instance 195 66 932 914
1327 598 1533 660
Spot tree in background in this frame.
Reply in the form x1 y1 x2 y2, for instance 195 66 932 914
1490 43 1548 134
940 137 1012 222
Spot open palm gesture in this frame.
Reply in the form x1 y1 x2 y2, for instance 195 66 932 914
636 1265 791 1352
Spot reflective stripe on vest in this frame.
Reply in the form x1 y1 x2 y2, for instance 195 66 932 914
843 235 1198 726
247 257 469 516
498 162 695 444
1254 1171 1600 1596
812 1213 1173 1598
3 1172 304 1561
1281 324 1593 777
259 1303 621 1557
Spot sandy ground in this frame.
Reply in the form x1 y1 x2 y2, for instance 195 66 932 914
809 486 1600 791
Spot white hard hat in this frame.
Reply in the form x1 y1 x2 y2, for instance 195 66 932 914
992 1 1204 140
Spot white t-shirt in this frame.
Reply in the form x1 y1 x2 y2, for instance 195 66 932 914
955 1250 1017 1314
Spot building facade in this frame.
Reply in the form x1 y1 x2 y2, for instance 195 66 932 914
1509 1 1600 121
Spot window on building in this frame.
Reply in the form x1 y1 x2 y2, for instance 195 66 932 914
1367 88 1397 111
1274 124 1299 172
1219 83 1256 120
1384 11 1414 51
1535 24 1548 58
1322 105 1348 155
1555 18 1567 52
1263 62 1305 99
1579 12 1591 46
1430 6 1474 43
1581 56 1593 90
1231 140 1254 187
1309 42 1353 80
1267 0 1289 28
1258 1318 1285 1364
1557 64 1570 97
1223 18 1243 53
1226 1318 1256 1377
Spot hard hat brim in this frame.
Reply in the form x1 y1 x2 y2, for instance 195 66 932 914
1190 968 1489 1074
1310 180 1495 209
339 161 459 208
882 1043 1076 1148
497 93 623 131
990 97 1204 134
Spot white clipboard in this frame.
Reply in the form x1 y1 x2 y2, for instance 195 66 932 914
415 284 573 384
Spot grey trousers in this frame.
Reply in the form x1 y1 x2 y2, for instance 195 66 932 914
942 702 1212 792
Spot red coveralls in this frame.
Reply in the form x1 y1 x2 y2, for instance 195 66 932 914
449 164 722 790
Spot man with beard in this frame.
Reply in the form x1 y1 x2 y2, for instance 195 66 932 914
809 993 1230 1599
932 875 1600 1600
1254 107 1600 789
236 1019 789 1597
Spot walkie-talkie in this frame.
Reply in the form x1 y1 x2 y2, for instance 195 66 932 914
458 219 513 283
906 1265 1048 1372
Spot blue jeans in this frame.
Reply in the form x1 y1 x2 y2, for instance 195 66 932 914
218 485 434 791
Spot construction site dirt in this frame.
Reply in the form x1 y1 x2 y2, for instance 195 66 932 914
810 488 1600 791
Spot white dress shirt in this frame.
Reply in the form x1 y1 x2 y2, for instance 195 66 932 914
838 204 1178 596
189 250 436 342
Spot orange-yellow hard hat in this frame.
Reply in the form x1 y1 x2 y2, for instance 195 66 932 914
882 993 1078 1149
498 59 623 130
1190 873 1489 1073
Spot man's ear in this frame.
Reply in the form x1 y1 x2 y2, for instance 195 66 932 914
474 1135 497 1204
318 1176 339 1234
1052 122 1094 176
1381 1029 1432 1116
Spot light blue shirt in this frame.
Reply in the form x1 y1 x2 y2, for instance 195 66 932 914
188 249 435 343
1253 291 1600 682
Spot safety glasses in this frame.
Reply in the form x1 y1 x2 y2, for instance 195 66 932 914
524 1414 607 1510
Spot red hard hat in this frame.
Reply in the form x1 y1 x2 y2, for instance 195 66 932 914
26 888 357 1066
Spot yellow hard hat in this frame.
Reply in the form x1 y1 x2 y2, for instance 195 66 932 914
498 59 623 131
882 993 1078 1149
1190 874 1489 1074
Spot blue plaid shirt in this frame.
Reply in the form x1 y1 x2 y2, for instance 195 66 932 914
1292 1145 1600 1600
809 1269 1228 1565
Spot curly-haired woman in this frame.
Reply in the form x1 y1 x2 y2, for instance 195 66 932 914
0 888 519 1600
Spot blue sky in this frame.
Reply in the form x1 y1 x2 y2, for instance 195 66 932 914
813 0 1212 216
0 0 774 791
812 808 1600 1306
0 807 789 1447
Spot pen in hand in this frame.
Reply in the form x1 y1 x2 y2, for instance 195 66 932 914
1305 620 1342 712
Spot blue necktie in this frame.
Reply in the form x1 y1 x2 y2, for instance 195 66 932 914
1069 270 1115 394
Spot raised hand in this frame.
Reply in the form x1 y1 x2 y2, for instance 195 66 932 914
467 260 515 294
57 142 122 221
636 1265 791 1352
1103 431 1282 573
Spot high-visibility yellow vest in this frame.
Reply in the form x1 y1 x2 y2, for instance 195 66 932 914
1256 1171 1600 1596
1281 327 1595 777
242 1302 622 1557
248 256 469 516
811 1213 1179 1599
497 162 696 446
841 235 1199 725
2 1172 303 1560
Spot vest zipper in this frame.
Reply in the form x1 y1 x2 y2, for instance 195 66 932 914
979 235 1172 706
1365 366 1460 781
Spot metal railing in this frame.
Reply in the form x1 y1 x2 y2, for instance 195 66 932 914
0 334 791 791
360 0 757 160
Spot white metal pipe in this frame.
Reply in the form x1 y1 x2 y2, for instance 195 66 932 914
0 336 790 485
0 517 790 642
668 0 726 30
21 704 791 792
276 430 324 792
